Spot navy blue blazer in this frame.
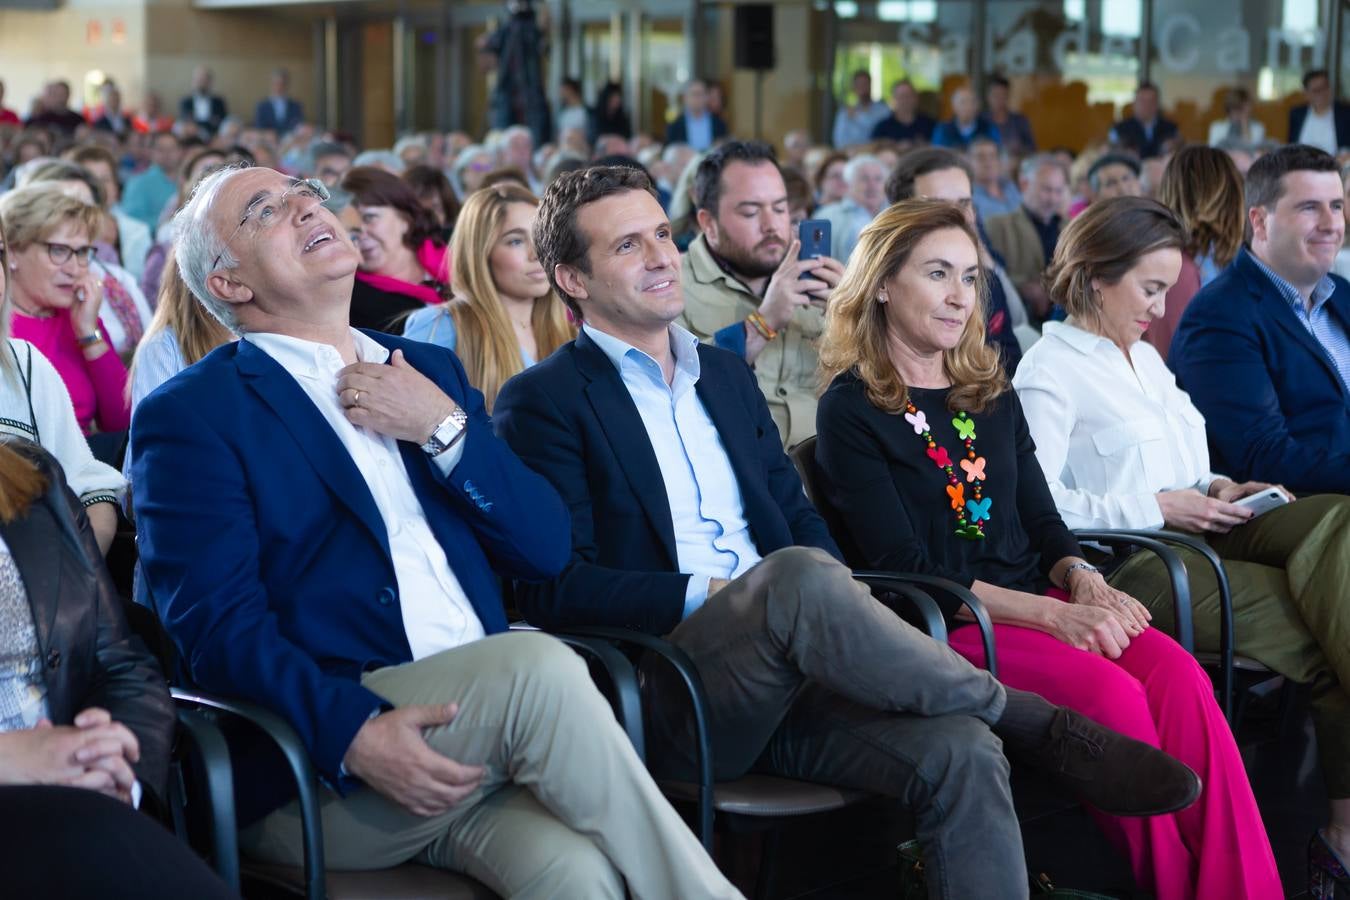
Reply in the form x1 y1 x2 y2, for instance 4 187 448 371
254 97 304 133
1288 103 1350 150
493 330 841 636
131 331 570 791
1170 248 1350 493
664 113 728 147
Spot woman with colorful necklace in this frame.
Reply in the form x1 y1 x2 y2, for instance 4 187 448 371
815 200 1278 900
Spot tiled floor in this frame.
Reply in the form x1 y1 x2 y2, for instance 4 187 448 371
746 686 1324 899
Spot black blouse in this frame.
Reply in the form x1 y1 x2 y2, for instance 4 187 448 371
349 278 430 334
815 371 1081 592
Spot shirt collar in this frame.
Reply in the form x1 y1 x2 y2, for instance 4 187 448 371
1043 319 1116 355
688 234 759 298
1246 248 1336 313
582 321 701 384
244 328 390 381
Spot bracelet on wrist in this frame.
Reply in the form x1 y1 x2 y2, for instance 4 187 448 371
77 332 104 347
1062 561 1099 590
747 310 778 341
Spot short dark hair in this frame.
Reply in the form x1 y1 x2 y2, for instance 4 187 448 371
1136 81 1159 96
692 140 779 214
1245 144 1339 210
402 164 461 229
1087 153 1141 190
987 74 1011 91
341 165 445 249
781 167 812 214
851 69 870 82
886 147 972 204
534 165 659 320
1303 69 1331 89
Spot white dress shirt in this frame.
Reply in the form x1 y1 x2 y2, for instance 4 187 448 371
1012 320 1222 530
1299 107 1339 155
583 323 761 618
244 329 484 659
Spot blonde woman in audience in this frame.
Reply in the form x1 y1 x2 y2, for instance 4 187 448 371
403 182 573 411
1015 196 1350 894
0 215 123 553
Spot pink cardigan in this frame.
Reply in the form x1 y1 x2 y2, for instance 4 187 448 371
1144 253 1201 363
10 310 130 435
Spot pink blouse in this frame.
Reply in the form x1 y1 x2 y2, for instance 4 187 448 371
10 310 130 435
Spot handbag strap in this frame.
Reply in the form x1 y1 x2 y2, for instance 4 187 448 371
9 341 39 444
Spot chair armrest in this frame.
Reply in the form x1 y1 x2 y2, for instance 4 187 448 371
172 706 240 891
171 688 326 900
1072 531 1193 652
546 626 716 851
1101 529 1234 720
850 573 948 643
509 625 646 762
852 571 998 678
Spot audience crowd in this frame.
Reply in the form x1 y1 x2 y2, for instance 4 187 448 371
2 61 1350 900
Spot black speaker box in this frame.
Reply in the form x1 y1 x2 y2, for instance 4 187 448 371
734 4 775 71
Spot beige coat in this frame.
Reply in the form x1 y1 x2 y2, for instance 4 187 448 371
984 207 1047 290
678 234 825 449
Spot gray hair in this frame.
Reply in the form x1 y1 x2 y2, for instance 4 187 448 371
843 154 884 184
1019 153 1068 184
171 164 248 334
352 149 404 174
449 145 495 198
496 125 533 150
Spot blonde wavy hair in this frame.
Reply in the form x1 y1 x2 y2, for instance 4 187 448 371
442 183 574 410
1155 145 1244 269
819 199 1006 414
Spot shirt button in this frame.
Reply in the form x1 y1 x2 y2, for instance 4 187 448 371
775 387 788 397
46 649 61 669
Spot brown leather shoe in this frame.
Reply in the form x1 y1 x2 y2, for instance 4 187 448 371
1018 707 1202 817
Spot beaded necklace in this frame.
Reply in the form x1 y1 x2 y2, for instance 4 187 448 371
903 400 991 540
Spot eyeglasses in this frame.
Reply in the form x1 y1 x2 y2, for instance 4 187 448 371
44 242 98 267
212 177 330 270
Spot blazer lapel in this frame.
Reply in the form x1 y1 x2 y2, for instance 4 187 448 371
574 332 678 567
234 341 391 556
1242 256 1350 398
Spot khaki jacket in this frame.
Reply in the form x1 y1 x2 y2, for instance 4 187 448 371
984 207 1046 289
678 234 824 449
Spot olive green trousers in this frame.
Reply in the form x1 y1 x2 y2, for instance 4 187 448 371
1107 494 1350 798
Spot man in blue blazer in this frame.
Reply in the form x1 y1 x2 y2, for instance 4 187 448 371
662 78 727 151
1171 145 1350 494
254 67 304 134
1287 69 1350 153
495 166 1203 900
130 164 741 898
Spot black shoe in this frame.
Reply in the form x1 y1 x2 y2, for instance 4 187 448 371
1309 830 1350 899
1007 706 1201 818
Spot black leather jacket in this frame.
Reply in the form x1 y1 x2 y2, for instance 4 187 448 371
0 443 173 801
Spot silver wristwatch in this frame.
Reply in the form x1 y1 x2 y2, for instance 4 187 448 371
420 406 468 456
1062 561 1099 589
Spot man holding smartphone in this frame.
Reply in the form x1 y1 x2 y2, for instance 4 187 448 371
678 140 846 448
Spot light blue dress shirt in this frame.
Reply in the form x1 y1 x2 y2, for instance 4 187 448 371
1248 252 1350 392
402 306 536 367
683 113 714 151
583 322 761 618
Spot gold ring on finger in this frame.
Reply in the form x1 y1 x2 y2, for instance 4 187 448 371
353 390 363 408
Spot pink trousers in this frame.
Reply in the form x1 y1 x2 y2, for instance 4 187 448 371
948 620 1282 900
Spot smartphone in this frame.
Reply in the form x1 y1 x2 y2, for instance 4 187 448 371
1234 488 1290 518
798 219 831 265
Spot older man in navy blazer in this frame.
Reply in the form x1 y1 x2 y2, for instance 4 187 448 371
254 68 304 134
1172 145 1350 494
130 164 741 899
494 166 1202 900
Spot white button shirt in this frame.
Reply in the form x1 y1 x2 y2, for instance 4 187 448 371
244 330 485 660
1012 320 1223 530
1299 107 1339 155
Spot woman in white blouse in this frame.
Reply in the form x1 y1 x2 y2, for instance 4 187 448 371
0 218 124 554
1014 196 1350 888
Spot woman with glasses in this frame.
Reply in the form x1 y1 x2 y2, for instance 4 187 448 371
339 166 451 333
0 207 125 554
0 185 130 442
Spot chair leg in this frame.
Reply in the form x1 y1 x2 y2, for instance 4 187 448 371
175 708 240 892
754 828 783 900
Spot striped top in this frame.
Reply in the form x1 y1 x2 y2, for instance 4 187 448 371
1247 251 1350 392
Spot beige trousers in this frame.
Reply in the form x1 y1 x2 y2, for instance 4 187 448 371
240 632 742 899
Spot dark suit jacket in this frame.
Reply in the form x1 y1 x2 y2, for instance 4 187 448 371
1 441 173 800
131 331 570 795
1109 116 1178 159
254 97 304 133
493 330 841 636
177 94 227 134
1170 248 1350 493
1288 103 1350 149
92 114 130 137
664 113 728 147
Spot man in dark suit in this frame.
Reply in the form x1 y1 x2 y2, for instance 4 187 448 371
1288 69 1350 155
1172 145 1350 494
495 166 1201 900
1109 82 1178 159
131 164 741 898
178 65 227 136
91 82 131 138
663 78 727 152
254 67 304 134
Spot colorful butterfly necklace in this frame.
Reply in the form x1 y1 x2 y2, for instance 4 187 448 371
902 401 990 541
